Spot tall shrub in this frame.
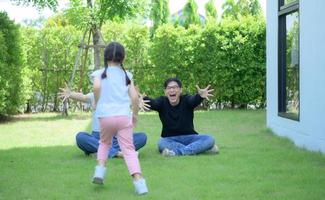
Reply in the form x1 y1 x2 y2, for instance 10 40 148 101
102 22 151 94
149 24 188 96
0 12 24 116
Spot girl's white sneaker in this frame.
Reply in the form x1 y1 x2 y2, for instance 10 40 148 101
92 165 106 185
133 178 148 195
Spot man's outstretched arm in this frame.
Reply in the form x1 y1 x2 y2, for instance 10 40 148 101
187 85 214 108
58 84 90 103
142 96 163 111
196 85 214 100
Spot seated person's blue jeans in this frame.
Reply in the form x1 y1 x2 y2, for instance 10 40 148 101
158 134 215 156
76 131 147 158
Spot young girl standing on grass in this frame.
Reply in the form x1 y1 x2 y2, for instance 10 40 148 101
91 42 148 195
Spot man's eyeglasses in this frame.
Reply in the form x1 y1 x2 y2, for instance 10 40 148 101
166 85 180 90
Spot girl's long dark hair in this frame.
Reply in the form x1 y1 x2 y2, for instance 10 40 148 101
101 42 130 85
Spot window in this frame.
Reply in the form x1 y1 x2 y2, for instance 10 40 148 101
284 0 297 6
278 0 299 120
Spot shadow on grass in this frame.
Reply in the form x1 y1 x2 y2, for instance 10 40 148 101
0 144 224 200
1 139 325 200
0 145 130 199
0 112 92 124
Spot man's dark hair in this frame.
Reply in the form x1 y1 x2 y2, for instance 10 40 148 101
164 77 182 88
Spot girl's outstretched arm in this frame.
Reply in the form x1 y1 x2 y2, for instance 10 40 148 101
93 77 101 105
128 81 139 126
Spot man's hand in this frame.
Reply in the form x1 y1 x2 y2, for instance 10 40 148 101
58 83 71 102
196 85 214 100
138 93 151 111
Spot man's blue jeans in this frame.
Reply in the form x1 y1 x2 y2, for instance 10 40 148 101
158 134 215 156
76 131 147 158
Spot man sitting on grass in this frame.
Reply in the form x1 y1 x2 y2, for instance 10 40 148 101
143 77 219 157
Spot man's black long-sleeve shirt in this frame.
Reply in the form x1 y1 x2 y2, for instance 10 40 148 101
144 94 204 138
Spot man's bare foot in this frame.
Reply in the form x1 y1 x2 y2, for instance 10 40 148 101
116 151 123 158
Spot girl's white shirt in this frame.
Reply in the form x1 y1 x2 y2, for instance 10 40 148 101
91 66 133 118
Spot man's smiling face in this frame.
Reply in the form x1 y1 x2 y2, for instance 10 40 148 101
164 81 182 106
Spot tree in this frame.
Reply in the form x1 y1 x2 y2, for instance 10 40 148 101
222 0 238 19
183 0 201 28
150 0 169 36
222 0 262 19
237 0 262 16
63 0 147 70
9 0 148 114
10 0 58 10
246 0 262 16
20 24 83 112
10 0 147 70
205 0 218 23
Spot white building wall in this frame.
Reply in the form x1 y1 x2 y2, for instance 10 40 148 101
267 0 325 153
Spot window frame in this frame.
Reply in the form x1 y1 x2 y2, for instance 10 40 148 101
278 0 300 121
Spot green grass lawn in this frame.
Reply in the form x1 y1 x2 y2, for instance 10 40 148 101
0 110 324 200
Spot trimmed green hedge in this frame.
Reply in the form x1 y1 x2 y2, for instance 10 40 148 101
145 16 266 107
10 15 265 113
